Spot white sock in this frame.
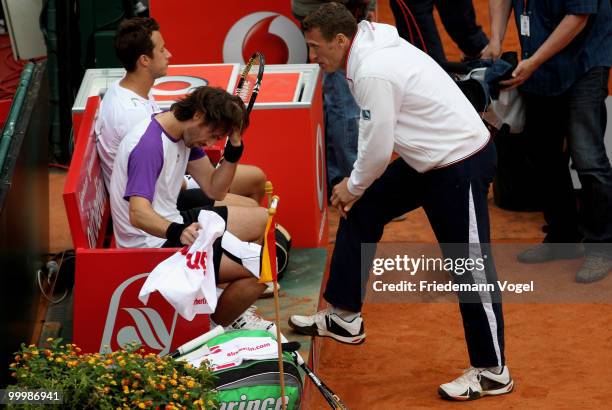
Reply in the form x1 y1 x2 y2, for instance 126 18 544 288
330 306 360 321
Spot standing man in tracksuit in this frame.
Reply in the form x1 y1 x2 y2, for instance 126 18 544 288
288 3 513 400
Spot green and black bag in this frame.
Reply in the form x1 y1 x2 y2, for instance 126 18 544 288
206 330 303 410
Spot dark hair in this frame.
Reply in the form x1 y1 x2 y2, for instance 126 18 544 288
171 86 249 134
302 2 357 41
114 17 160 72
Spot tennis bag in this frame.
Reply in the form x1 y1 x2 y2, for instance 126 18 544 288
275 224 292 280
209 330 303 410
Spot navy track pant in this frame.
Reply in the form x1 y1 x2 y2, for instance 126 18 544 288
324 140 505 367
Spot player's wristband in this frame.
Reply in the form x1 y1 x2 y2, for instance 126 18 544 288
223 141 244 163
166 222 187 244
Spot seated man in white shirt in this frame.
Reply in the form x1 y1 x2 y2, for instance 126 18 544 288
110 85 273 329
96 17 266 207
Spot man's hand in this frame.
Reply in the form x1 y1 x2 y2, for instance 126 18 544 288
480 41 502 60
331 178 360 218
499 57 539 90
180 222 200 246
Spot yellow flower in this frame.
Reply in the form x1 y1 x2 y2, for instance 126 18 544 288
105 359 113 365
88 358 95 365
55 357 64 363
138 403 146 409
9 363 17 368
31 350 39 356
110 380 117 386
123 386 129 394
169 379 177 386
172 393 179 400
187 380 195 388
118 360 126 367
46 337 53 342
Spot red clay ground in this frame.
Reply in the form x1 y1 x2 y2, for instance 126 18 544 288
303 3 612 408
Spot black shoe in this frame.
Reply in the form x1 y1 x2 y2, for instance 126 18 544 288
575 254 612 283
517 243 583 264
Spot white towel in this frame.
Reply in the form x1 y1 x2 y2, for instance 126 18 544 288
139 210 225 321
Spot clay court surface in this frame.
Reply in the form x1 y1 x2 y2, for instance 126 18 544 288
303 1 612 408
305 207 612 409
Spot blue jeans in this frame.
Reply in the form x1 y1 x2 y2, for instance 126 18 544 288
524 66 612 254
323 71 360 190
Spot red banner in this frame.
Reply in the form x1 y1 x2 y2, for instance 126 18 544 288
150 0 307 64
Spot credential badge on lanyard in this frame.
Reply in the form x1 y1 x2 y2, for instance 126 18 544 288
520 0 530 37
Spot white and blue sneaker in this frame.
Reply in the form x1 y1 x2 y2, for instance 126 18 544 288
438 366 514 401
228 306 277 334
288 309 365 345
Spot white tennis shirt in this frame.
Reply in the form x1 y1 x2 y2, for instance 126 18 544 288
95 80 160 188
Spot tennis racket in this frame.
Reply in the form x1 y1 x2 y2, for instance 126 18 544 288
164 325 224 359
282 342 349 410
235 52 265 115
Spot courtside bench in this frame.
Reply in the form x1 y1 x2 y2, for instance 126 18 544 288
63 96 210 355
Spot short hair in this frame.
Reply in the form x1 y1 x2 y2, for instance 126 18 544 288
171 86 249 134
302 2 357 41
114 17 160 72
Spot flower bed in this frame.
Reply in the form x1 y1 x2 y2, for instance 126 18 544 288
7 339 217 409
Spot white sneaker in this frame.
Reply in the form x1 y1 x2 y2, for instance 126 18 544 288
228 306 276 333
288 309 365 344
438 366 514 401
259 282 279 298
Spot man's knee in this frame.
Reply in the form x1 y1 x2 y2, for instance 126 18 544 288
226 206 268 241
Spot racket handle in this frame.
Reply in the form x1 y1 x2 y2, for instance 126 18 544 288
166 325 224 358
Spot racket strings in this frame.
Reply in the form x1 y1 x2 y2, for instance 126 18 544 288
237 78 252 103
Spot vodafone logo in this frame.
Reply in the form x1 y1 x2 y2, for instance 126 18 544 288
152 75 208 96
223 12 307 64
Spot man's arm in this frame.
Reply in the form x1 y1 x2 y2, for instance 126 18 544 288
501 14 590 89
481 0 513 59
187 128 242 200
346 77 396 197
129 196 199 245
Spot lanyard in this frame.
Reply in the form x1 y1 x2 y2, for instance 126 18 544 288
523 0 528 15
